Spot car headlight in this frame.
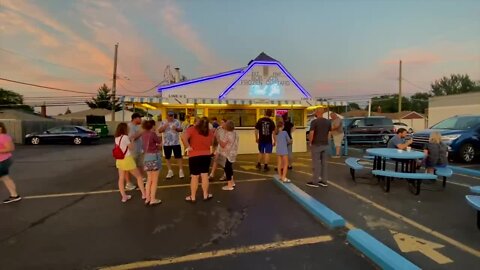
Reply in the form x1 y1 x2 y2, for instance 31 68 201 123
441 134 461 144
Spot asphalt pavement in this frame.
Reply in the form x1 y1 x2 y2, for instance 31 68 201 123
0 141 374 270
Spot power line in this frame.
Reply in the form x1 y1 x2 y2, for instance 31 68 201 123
0 77 96 95
402 78 430 92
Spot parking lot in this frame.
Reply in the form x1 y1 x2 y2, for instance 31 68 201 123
0 141 479 269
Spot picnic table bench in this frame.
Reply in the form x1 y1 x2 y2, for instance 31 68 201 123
372 170 437 195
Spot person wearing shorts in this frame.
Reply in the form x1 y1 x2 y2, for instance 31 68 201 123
0 122 21 204
330 112 344 158
125 113 144 190
182 117 215 203
114 123 146 203
159 111 184 179
255 109 276 171
141 120 162 206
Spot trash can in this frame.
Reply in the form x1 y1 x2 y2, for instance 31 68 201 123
86 115 109 137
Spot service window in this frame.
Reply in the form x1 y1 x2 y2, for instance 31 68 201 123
209 109 257 127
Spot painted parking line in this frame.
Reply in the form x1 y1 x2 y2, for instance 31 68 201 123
292 169 480 258
98 235 333 270
294 157 477 187
23 177 269 200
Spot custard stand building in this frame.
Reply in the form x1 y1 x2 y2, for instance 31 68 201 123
121 53 346 154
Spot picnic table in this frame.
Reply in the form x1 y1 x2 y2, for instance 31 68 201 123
366 148 432 194
366 148 424 173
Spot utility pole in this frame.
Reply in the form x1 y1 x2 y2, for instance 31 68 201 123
398 60 402 113
368 98 372 116
111 43 119 121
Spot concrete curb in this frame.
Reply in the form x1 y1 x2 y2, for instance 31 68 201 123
471 186 480 194
272 176 345 229
347 229 420 270
448 165 480 177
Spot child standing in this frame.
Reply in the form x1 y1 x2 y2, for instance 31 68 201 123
423 132 448 174
276 122 292 183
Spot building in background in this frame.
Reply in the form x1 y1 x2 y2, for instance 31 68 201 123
428 92 480 126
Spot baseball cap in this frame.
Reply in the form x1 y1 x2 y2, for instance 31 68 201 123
167 111 174 116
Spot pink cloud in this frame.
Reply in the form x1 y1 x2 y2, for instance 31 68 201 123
382 49 441 66
160 1 226 74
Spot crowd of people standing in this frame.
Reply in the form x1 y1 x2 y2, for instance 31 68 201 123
113 113 241 205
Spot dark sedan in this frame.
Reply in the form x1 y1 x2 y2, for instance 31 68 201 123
25 126 100 145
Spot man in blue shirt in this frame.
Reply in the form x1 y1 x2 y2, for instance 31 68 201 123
387 128 412 150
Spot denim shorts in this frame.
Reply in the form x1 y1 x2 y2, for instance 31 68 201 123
258 142 273 154
143 153 162 172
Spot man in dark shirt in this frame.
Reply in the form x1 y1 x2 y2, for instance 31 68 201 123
282 113 294 170
307 108 331 187
255 109 276 171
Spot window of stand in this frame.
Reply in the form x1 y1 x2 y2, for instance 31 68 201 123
269 109 304 126
209 109 257 127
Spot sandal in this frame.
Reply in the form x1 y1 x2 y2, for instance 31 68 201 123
121 195 132 203
149 199 162 206
203 194 214 201
185 196 196 203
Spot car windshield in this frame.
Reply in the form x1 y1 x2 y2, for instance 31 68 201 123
431 116 480 130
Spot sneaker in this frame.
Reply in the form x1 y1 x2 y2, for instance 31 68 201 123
264 165 270 171
306 182 320 188
222 186 234 191
282 178 291 183
318 181 328 187
166 170 174 179
179 170 185 179
3 195 22 204
219 175 227 181
121 195 132 203
209 174 215 180
332 155 340 159
125 183 136 191
142 178 147 184
256 163 262 169
288 166 293 170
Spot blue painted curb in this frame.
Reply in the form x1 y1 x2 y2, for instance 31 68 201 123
448 165 480 177
471 186 480 194
272 176 345 229
347 229 420 270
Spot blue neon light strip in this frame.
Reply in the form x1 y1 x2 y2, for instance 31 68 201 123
218 61 312 100
157 69 243 92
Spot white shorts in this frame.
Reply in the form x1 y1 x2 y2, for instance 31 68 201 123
332 133 344 146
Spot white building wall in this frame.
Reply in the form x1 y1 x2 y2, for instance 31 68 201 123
428 92 480 126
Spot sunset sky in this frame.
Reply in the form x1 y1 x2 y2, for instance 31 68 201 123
1 0 479 115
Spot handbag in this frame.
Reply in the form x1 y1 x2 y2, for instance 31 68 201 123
112 135 128 160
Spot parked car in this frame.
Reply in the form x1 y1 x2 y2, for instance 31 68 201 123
25 126 100 145
393 122 413 133
411 115 480 163
344 116 394 144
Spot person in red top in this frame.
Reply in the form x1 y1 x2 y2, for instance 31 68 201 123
182 117 215 203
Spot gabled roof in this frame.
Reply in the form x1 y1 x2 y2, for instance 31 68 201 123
158 53 311 100
158 68 243 92
248 52 278 65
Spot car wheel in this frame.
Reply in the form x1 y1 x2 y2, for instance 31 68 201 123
73 137 83 145
459 143 475 163
31 137 40 145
